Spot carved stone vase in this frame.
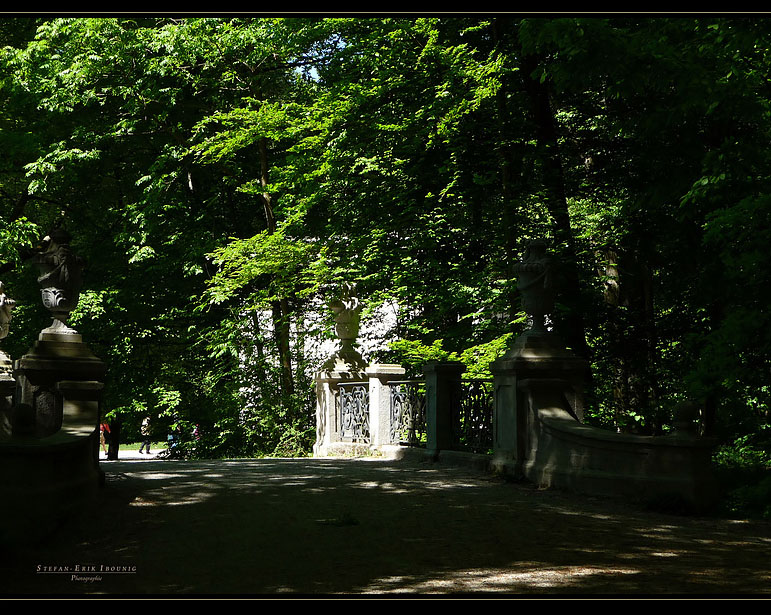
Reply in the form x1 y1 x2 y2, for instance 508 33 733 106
323 282 366 371
513 239 556 332
31 228 83 335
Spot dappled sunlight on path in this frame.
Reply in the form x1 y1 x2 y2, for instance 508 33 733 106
2 457 770 596
360 564 643 593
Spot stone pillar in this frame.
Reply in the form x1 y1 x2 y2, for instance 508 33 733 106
58 380 104 437
366 363 406 448
14 330 106 439
12 230 106 438
491 331 589 477
424 361 465 457
491 240 589 476
0 237 108 544
0 345 14 441
313 366 367 456
314 282 370 457
490 359 523 473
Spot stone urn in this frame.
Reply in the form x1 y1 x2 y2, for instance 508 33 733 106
324 282 366 370
513 239 556 332
30 228 83 335
331 290 361 351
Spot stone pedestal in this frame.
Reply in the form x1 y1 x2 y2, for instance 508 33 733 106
0 329 106 544
0 428 104 544
313 366 367 457
14 331 106 438
314 363 410 456
491 330 589 476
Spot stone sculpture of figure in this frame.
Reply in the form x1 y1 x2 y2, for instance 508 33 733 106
0 280 15 341
325 282 366 370
29 229 83 334
513 239 557 332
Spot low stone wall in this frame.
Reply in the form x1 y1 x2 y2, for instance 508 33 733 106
509 379 718 511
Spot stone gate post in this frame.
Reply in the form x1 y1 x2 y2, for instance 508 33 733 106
313 366 366 457
491 239 589 477
0 237 107 543
490 333 587 477
366 363 406 448
313 283 369 457
424 361 465 457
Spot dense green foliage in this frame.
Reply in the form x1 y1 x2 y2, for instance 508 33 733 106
1 17 769 508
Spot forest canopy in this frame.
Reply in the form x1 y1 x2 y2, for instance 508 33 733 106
0 16 769 480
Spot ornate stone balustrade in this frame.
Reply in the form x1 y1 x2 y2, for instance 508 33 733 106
314 252 717 511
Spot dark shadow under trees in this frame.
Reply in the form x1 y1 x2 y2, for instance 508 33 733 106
3 457 770 596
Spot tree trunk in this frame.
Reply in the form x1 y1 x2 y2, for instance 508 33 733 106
272 298 295 400
258 136 295 401
491 19 524 321
600 245 660 433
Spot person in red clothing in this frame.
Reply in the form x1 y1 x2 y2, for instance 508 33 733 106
100 422 111 455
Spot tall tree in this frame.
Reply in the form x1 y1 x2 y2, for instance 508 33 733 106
2 15 769 457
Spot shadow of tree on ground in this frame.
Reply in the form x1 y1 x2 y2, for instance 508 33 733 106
2 457 770 596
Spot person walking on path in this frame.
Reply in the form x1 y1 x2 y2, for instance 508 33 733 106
138 416 152 454
100 422 111 455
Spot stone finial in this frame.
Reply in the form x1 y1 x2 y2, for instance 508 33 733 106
324 282 366 370
513 239 556 332
30 229 83 335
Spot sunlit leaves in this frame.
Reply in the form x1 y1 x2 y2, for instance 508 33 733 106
191 101 307 166
0 216 39 266
23 142 101 194
2 15 771 460
204 228 327 307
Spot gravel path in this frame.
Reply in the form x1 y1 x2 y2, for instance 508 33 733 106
3 455 771 597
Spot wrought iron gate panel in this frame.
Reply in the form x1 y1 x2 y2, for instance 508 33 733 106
338 382 370 442
388 380 427 446
453 378 494 453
